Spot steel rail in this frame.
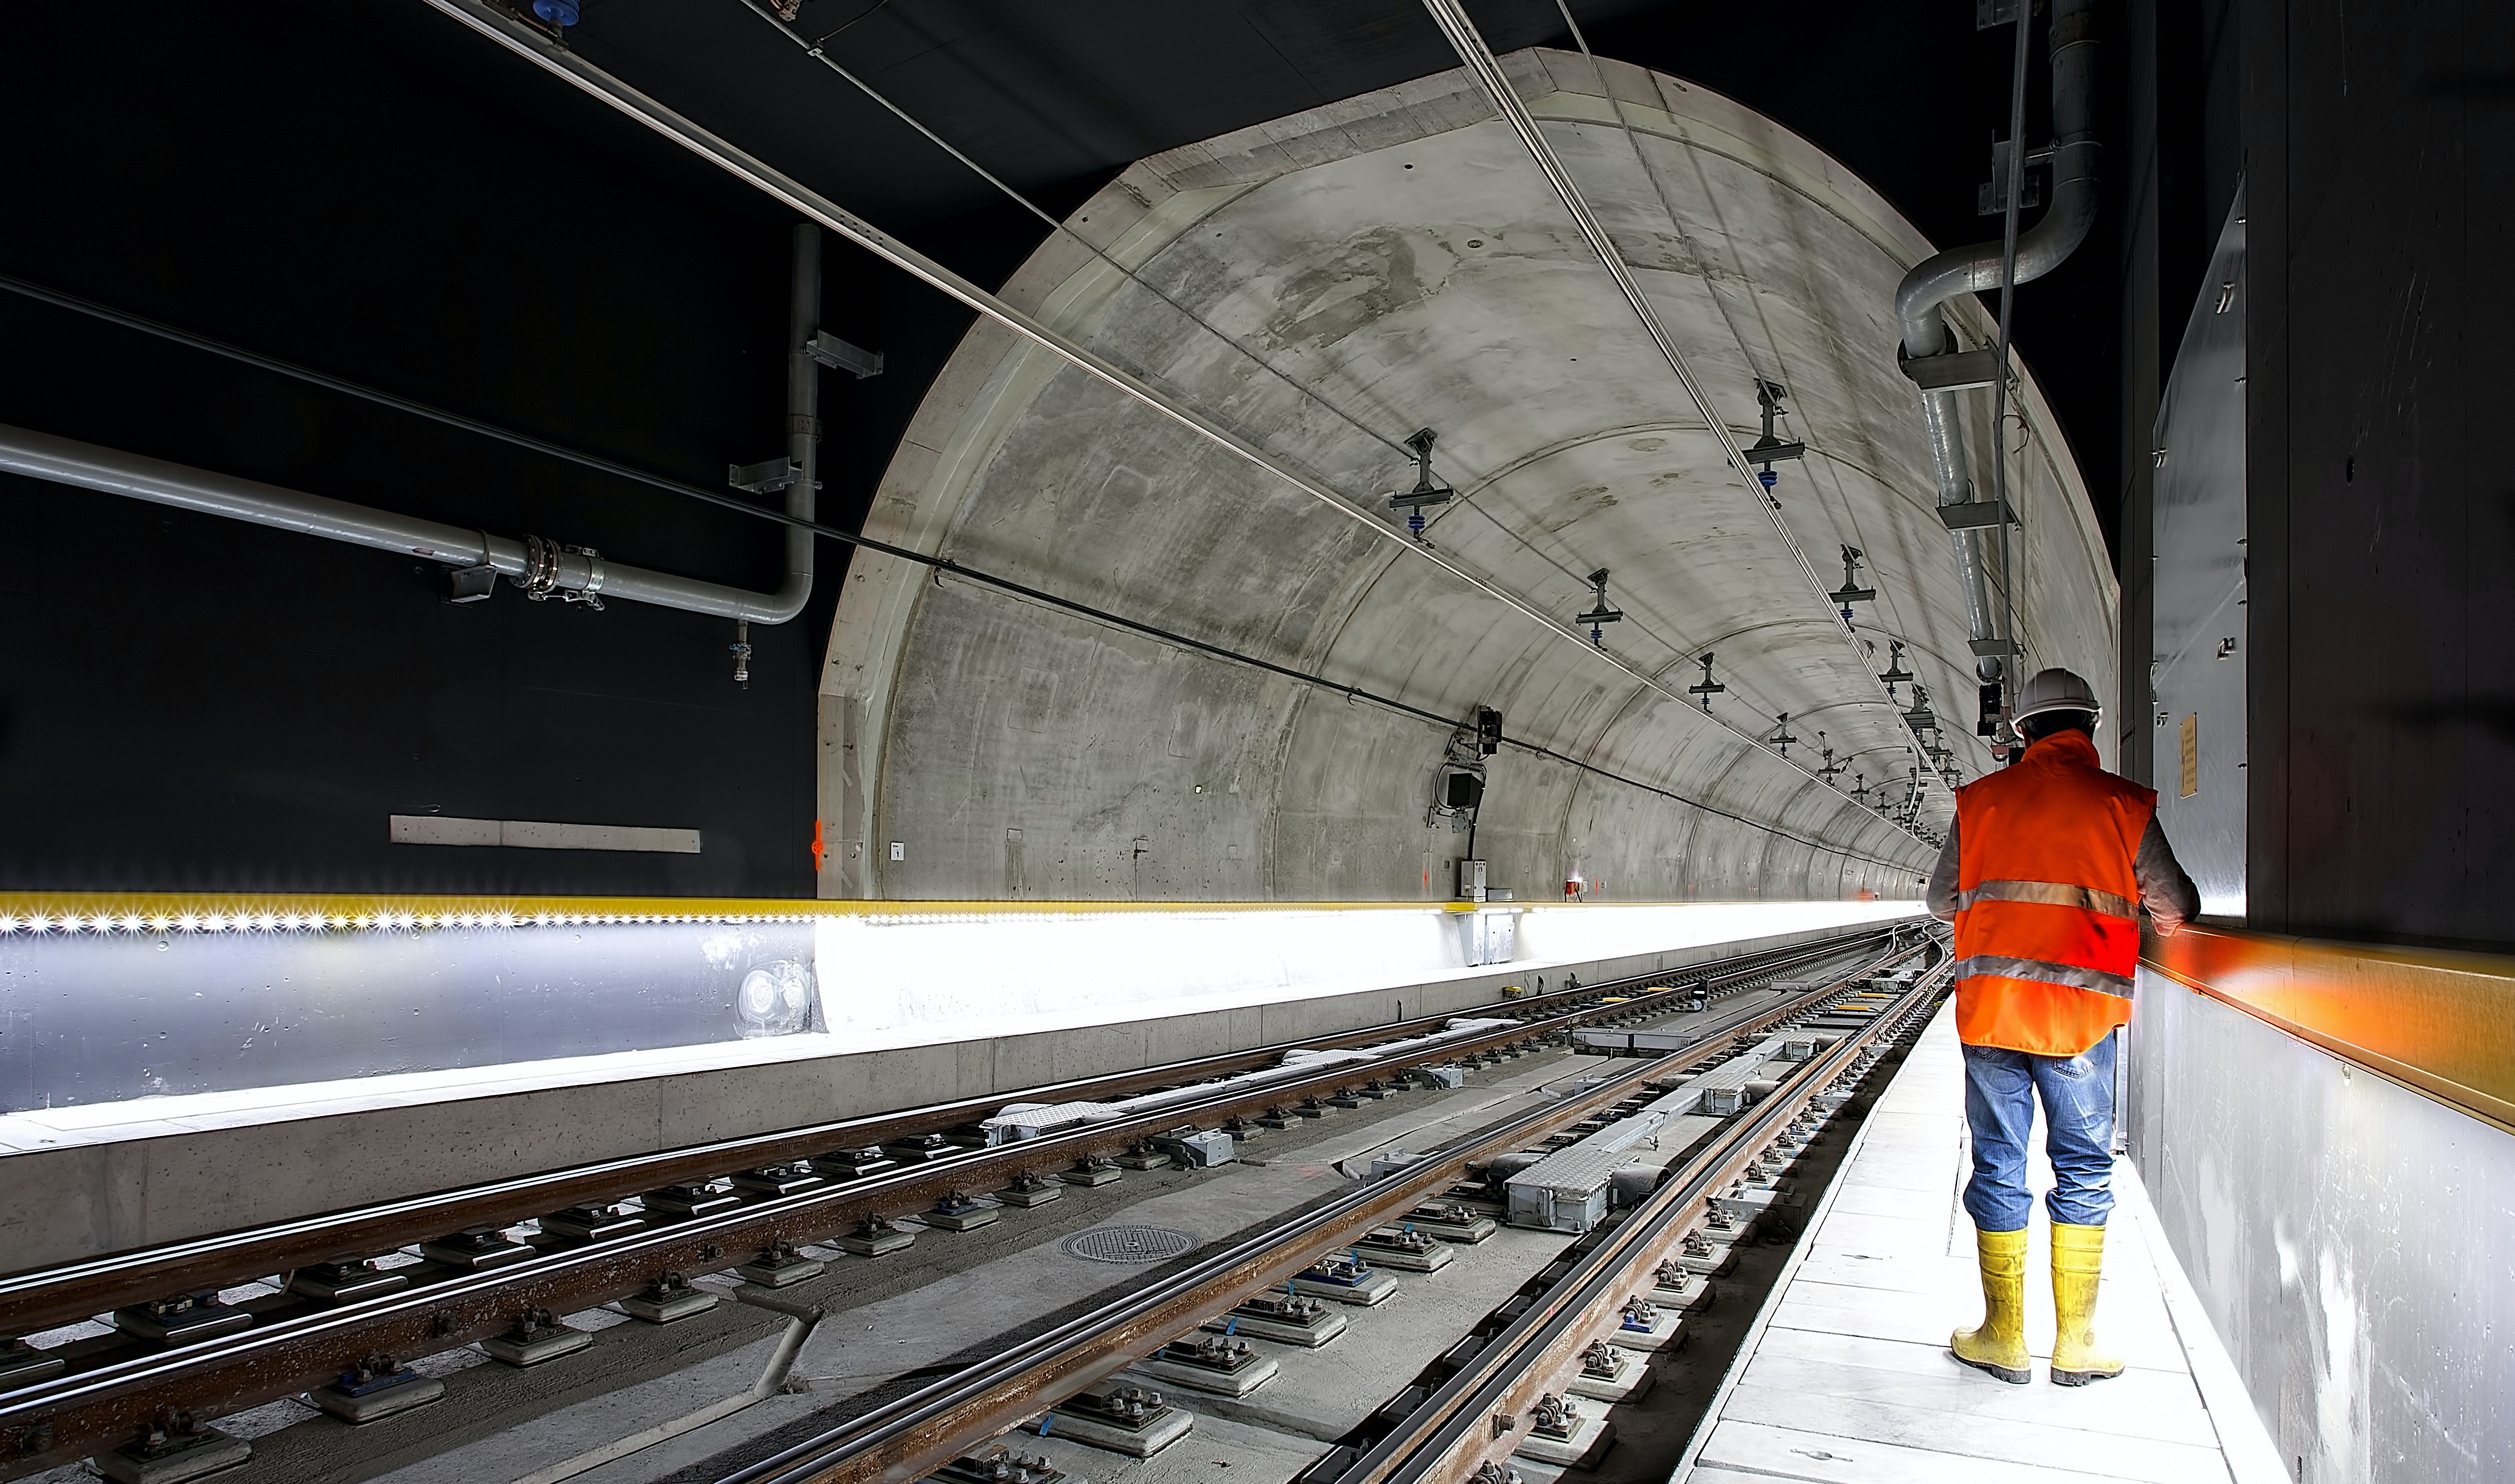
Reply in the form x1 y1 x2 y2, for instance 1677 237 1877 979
0 935 1901 1476
1360 958 1953 1484
706 940 1930 1484
0 927 1879 1337
418 0 1933 857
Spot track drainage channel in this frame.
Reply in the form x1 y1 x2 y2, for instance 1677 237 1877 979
1061 1226 1200 1263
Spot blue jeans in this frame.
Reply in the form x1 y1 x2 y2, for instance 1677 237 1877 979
1961 1033 2117 1231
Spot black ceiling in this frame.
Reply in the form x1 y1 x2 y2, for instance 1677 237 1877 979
0 0 2126 893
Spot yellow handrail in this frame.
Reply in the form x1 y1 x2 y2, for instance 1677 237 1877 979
2143 923 2515 1132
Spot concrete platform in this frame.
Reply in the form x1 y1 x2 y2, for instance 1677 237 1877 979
1603 1306 1684 1353
1132 1351 1279 1398
1205 1296 1348 1347
1680 1003 2278 1484
1515 1410 1614 1469
1564 1345 1654 1404
1040 1392 1195 1456
1290 1268 1399 1306
0 915 1904 1273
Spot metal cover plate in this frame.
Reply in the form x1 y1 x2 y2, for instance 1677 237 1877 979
1062 1225 1198 1264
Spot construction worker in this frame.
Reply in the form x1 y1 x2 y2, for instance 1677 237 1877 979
1926 667 2199 1386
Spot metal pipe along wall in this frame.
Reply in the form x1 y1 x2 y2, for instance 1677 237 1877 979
1893 0 2099 680
0 421 815 624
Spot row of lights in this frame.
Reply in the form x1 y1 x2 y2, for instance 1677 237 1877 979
855 909 1320 927
0 904 1479 937
0 911 829 935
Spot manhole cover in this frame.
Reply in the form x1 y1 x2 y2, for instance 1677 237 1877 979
1062 1225 1197 1264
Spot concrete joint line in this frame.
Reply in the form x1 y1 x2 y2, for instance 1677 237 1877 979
506 1303 823 1484
429 0 1929 852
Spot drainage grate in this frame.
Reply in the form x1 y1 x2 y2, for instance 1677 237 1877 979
1061 1225 1197 1264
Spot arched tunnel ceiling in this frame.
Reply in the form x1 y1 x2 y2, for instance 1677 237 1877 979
820 50 2116 904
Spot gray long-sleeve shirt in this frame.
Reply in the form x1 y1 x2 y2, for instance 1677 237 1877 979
1926 814 2202 934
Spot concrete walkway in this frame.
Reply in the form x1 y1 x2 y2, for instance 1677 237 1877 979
1681 1003 2266 1484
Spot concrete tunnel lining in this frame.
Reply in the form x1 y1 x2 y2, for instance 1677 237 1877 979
819 49 2116 903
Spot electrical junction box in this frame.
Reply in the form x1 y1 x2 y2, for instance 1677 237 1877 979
1505 1146 1628 1233
1155 1129 1236 1168
1457 858 1487 902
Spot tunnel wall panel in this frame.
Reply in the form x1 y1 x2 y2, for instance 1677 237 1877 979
826 51 2120 903
2127 971 2514 1482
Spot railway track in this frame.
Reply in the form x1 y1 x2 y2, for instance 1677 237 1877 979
0 924 1919 1478
700 936 1947 1484
1347 956 1951 1484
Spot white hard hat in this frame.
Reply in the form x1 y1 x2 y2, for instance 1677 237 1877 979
2011 667 2102 725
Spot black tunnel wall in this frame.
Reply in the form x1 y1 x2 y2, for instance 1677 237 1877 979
2 0 2123 899
0 0 960 896
2245 0 2515 950
2125 0 2515 951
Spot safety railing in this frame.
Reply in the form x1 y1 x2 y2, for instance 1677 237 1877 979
2142 923 2515 1132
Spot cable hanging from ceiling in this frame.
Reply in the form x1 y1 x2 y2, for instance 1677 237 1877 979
1534 0 1995 799
1477 0 1948 796
727 0 1922 828
0 270 1919 871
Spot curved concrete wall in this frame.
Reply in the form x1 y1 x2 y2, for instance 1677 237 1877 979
822 50 2116 903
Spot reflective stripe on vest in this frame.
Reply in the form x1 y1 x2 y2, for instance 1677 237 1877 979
1953 954 2136 1000
1950 729 2157 1054
1958 878 2137 919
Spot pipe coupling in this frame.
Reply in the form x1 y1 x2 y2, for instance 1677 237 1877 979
514 534 607 610
2049 136 2102 189
515 533 564 596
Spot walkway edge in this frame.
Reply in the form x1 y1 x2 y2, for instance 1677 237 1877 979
1659 998 1932 1482
2112 1160 2288 1483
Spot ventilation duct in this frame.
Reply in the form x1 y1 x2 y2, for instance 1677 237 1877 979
1895 0 2098 679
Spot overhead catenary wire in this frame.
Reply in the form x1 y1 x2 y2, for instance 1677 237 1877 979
1541 2 1956 781
729 0 1895 788
1423 0 1940 795
423 0 1928 854
1544 3 1998 785
0 270 1915 872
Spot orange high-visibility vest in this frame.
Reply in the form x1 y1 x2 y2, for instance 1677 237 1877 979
1952 729 2153 1056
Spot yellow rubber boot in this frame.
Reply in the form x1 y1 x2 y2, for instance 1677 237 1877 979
2050 1221 2125 1385
1950 1227 2031 1383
